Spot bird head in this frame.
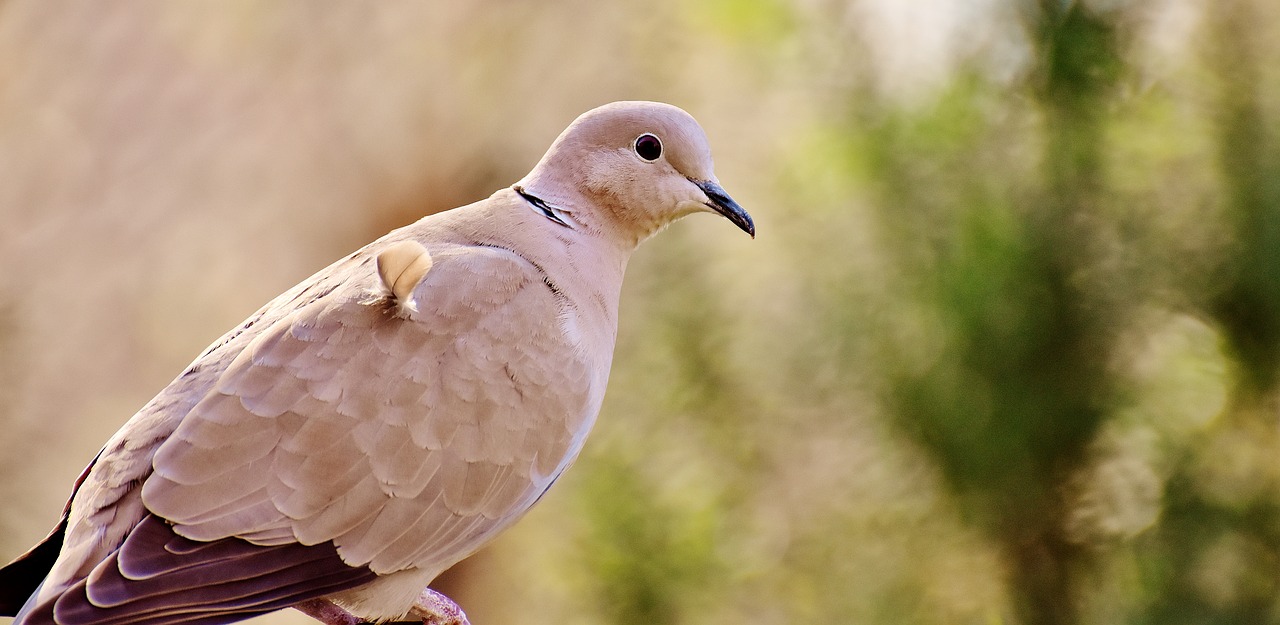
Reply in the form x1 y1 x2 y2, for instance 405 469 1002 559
516 101 754 247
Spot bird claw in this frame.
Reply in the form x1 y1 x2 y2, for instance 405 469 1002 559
293 599 363 625
406 587 470 625
294 589 469 625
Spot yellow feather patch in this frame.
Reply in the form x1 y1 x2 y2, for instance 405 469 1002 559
375 241 434 312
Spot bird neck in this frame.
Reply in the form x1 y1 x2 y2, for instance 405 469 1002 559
484 186 631 301
512 176 667 253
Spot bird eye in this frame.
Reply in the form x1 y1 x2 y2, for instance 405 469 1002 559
634 133 662 161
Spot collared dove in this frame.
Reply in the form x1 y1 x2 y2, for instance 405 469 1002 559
0 101 753 625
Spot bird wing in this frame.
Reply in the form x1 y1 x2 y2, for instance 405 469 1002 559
144 241 594 573
28 237 595 623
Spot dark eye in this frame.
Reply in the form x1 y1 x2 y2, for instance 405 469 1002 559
634 133 662 161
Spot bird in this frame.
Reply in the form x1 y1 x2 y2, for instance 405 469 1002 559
0 101 753 625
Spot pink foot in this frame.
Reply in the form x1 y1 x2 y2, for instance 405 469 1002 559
293 590 469 625
407 588 470 625
294 599 362 625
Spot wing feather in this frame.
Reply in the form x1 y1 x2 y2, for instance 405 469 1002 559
25 515 377 625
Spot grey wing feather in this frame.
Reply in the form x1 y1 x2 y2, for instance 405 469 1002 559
19 515 376 625
143 243 594 574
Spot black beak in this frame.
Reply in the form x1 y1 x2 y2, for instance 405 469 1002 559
694 179 755 238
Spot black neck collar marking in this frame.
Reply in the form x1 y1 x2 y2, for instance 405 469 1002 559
514 186 572 229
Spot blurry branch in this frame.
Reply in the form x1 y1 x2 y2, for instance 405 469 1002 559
1005 5 1124 625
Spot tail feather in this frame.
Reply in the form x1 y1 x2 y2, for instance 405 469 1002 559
2 452 102 616
0 519 66 616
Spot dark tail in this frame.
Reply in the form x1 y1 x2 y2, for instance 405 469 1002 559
0 518 65 616
2 451 102 616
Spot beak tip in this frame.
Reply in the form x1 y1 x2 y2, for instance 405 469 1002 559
727 208 755 239
694 179 755 239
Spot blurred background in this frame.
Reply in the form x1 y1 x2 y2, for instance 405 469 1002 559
0 1 1277 624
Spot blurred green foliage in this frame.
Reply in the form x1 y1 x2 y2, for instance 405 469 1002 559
545 1 1280 625
2 2 1279 625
